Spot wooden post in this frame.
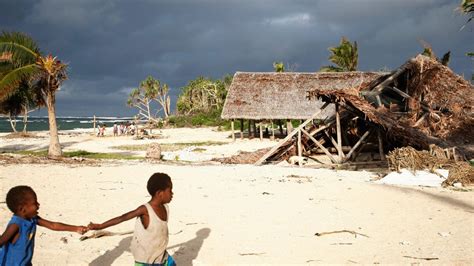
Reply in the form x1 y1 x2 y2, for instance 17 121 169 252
335 103 344 161
298 129 302 167
253 120 257 138
377 129 385 161
259 122 263 141
248 120 252 139
278 120 283 135
286 119 293 135
271 120 275 140
93 115 96 135
231 119 235 141
240 119 244 139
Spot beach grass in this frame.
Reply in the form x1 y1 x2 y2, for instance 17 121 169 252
113 141 227 152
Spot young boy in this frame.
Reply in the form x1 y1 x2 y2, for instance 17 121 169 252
88 172 176 265
0 185 88 265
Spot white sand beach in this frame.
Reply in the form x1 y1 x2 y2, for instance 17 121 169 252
0 127 473 265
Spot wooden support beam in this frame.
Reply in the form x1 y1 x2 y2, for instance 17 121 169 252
302 128 338 164
231 119 235 141
335 103 344 160
253 120 257 138
248 120 252 139
377 129 385 161
324 131 344 157
370 63 409 94
259 122 263 141
271 120 275 140
298 129 302 167
240 119 244 139
344 130 371 162
286 119 293 135
255 103 329 165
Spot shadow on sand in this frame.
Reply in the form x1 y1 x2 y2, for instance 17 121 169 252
88 228 211 266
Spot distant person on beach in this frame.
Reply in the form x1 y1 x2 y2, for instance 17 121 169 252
0 186 88 265
98 124 106 137
113 123 118 137
119 123 125 135
88 173 176 266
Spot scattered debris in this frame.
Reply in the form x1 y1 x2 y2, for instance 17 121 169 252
403 255 439 261
212 148 271 164
239 252 266 256
315 230 369 238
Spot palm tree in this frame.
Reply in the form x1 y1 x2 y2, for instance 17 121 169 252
459 0 473 29
0 31 67 157
320 37 358 72
273 62 285 72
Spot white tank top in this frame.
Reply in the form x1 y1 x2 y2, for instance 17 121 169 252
130 203 169 263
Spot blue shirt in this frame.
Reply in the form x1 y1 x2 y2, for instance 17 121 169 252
0 215 38 266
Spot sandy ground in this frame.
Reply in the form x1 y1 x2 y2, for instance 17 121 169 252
0 128 473 265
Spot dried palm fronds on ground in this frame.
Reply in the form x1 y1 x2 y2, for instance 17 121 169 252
4 132 45 139
387 146 450 172
387 146 474 187
0 154 98 166
212 147 271 164
441 162 474 187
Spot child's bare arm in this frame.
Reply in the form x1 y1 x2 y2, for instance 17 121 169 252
37 217 88 234
0 224 19 246
88 205 146 230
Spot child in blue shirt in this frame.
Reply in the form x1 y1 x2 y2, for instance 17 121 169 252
0 185 88 266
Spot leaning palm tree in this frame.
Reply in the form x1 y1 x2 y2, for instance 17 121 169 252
0 31 67 157
320 37 358 72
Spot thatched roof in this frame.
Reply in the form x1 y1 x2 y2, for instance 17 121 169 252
221 71 387 120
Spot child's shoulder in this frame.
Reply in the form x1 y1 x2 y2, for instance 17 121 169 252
8 215 38 226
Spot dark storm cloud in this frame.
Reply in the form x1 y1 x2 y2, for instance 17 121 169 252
1 0 472 116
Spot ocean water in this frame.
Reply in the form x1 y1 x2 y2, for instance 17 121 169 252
0 116 137 133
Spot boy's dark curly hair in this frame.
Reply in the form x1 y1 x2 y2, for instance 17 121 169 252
147 173 171 196
6 185 35 213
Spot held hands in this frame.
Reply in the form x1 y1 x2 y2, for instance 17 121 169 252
76 226 89 235
87 222 102 231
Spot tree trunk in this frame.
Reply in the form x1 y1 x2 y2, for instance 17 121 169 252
46 91 62 158
22 104 28 133
8 113 17 133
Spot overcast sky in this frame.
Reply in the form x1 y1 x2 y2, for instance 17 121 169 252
1 0 472 117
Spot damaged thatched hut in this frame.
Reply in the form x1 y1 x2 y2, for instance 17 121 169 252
221 71 387 140
255 54 473 166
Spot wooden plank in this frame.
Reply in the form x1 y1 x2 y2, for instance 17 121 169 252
370 63 409 94
344 130 371 162
255 103 329 165
302 129 338 163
